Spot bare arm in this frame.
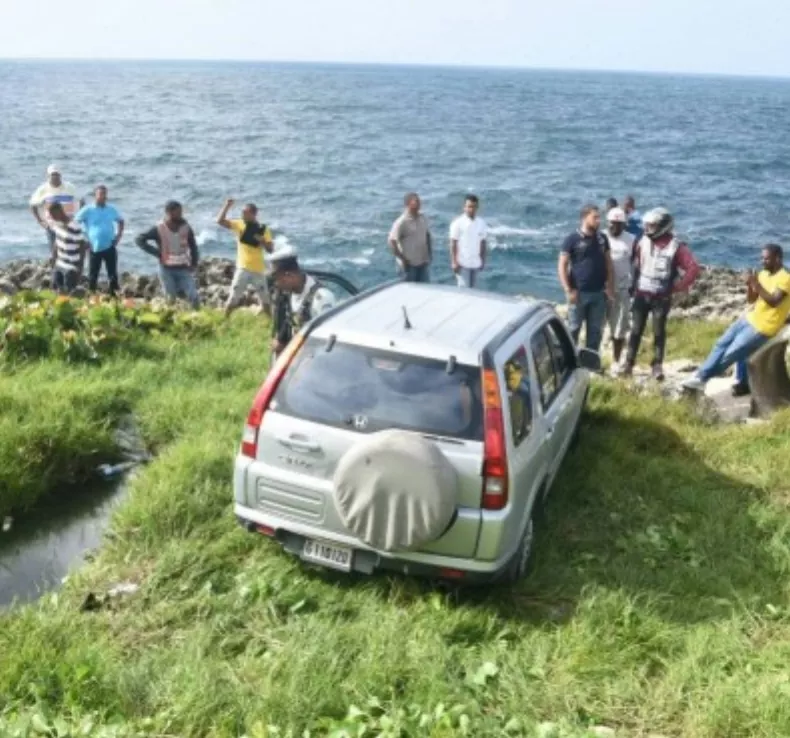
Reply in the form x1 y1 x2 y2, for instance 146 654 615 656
558 252 572 295
187 228 199 267
480 239 487 269
216 199 234 230
426 230 433 262
31 205 47 229
753 280 787 308
605 251 615 297
114 219 125 248
450 239 459 271
388 221 408 265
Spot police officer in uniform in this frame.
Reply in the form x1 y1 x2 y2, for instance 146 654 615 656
269 245 337 358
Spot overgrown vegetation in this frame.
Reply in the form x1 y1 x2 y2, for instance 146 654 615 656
1 312 790 737
0 292 220 364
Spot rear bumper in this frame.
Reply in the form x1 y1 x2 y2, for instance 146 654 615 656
234 502 510 584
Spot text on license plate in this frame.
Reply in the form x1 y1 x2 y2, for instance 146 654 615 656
302 538 353 572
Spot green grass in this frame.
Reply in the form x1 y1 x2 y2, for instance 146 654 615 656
2 314 790 737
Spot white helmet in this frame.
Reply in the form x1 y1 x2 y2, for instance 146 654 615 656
643 207 674 241
310 288 337 317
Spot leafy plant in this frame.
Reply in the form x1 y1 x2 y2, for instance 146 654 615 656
0 293 222 365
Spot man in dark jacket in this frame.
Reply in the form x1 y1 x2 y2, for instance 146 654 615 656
135 200 200 309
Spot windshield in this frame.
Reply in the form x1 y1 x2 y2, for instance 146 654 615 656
273 338 483 441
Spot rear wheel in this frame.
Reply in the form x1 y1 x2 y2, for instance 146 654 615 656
500 511 536 584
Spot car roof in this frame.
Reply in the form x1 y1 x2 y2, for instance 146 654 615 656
310 282 547 365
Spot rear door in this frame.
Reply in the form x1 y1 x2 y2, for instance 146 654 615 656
543 318 582 462
250 337 485 556
529 325 566 479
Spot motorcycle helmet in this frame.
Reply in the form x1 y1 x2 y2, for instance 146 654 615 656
643 207 674 241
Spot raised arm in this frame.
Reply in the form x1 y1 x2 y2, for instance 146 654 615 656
749 272 789 308
216 198 234 230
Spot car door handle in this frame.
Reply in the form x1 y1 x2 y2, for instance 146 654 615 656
276 435 321 453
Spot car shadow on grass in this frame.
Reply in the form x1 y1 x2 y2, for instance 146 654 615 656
469 404 784 625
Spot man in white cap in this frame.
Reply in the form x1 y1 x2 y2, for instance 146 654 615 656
30 165 83 250
269 245 336 358
606 206 636 366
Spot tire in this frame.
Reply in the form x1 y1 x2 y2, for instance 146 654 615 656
500 509 537 584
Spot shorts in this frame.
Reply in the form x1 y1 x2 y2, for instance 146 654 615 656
227 268 270 307
608 288 632 339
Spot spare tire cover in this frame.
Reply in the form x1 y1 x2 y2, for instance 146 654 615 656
333 430 459 552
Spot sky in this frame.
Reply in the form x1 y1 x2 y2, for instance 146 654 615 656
1 0 789 78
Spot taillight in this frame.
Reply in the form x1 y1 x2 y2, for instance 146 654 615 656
241 334 305 458
481 368 509 510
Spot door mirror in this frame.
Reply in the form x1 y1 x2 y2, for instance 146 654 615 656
578 348 602 373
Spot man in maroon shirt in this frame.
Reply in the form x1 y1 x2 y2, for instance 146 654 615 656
623 207 700 380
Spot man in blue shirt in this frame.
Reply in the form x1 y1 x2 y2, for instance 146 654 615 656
75 185 124 296
558 204 615 352
624 195 643 241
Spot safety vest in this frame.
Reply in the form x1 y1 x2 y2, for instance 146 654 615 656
157 221 191 267
635 236 679 295
290 280 322 331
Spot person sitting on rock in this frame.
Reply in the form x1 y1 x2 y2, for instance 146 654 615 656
216 198 274 317
135 201 200 309
682 244 790 397
622 207 700 381
269 245 336 359
47 202 89 295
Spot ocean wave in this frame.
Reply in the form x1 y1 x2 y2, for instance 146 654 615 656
487 224 545 237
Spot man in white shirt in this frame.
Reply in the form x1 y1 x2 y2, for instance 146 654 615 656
30 164 83 250
606 207 636 365
449 194 487 289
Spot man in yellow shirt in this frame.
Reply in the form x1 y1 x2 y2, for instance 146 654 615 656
683 244 790 396
216 199 274 316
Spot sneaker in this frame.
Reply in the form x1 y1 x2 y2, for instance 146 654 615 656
652 364 665 382
731 382 751 397
681 375 705 392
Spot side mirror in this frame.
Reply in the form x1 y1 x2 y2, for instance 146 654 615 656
578 348 602 373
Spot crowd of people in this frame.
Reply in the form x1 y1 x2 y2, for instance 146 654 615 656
27 164 790 397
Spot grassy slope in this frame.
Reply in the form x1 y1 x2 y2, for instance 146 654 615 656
2 316 790 736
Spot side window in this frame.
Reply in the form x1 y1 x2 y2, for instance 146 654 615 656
530 329 558 408
503 346 532 446
545 319 576 389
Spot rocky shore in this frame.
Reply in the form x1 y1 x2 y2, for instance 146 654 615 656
0 258 749 320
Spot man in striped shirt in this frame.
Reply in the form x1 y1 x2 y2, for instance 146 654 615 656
48 202 88 294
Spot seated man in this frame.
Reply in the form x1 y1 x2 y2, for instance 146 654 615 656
683 244 790 396
269 246 337 359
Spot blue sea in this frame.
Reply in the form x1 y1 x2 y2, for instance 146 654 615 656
1 61 789 299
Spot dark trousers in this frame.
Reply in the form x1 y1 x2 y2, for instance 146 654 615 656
626 294 671 367
401 263 431 283
89 246 119 295
52 269 79 294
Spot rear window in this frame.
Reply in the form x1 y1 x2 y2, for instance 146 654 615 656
273 338 483 441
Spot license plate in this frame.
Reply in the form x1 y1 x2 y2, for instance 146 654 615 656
301 538 353 572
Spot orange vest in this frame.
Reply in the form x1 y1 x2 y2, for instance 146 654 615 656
157 221 191 267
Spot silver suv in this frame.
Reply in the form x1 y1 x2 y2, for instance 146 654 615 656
234 282 599 583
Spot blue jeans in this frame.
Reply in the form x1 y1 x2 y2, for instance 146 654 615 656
567 291 607 351
159 266 200 308
455 268 479 288
698 317 769 385
400 263 431 283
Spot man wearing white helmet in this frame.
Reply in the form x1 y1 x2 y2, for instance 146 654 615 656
269 245 336 358
606 207 636 365
623 207 700 380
